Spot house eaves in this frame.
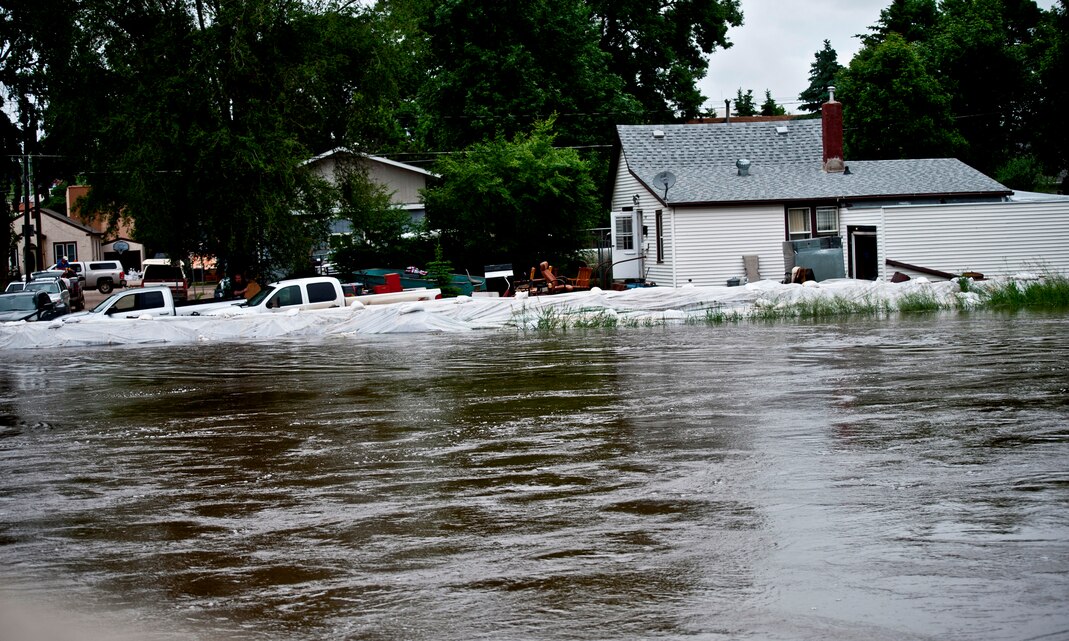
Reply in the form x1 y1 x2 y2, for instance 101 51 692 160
304 147 437 178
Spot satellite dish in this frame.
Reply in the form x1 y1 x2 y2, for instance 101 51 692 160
653 170 676 200
113 240 129 254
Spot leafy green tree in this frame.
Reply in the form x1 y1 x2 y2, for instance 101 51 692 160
861 0 939 46
39 1 400 278
1031 1 1069 190
733 88 756 117
423 119 601 272
329 158 420 272
588 0 744 120
759 90 786 116
995 154 1044 192
836 33 964 159
929 0 1043 175
411 0 642 151
798 40 843 113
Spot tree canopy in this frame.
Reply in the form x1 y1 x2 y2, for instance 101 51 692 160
837 33 965 160
422 120 601 272
840 0 1063 188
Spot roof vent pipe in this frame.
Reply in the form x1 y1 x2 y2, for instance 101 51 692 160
736 158 751 176
725 99 731 124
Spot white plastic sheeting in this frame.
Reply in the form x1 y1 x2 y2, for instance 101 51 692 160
0 277 1037 350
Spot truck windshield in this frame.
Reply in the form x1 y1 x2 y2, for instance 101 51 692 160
90 290 127 313
246 285 274 307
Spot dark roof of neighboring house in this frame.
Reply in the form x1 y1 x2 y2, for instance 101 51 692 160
617 120 1012 205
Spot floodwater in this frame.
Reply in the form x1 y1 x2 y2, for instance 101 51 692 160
1 312 1067 641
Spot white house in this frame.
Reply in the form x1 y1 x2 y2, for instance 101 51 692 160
303 148 435 234
610 93 1069 286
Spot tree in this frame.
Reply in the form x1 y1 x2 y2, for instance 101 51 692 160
798 40 843 113
411 0 642 151
588 0 744 120
759 90 786 116
40 1 401 278
861 0 939 46
423 119 601 272
329 158 421 273
836 33 964 159
1031 1 1069 190
929 0 1044 176
733 88 756 117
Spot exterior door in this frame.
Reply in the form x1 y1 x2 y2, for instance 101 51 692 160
610 210 644 280
848 226 878 280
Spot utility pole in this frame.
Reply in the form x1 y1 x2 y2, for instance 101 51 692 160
20 98 33 282
31 110 42 272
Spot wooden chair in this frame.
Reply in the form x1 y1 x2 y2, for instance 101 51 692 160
566 266 593 290
540 261 574 294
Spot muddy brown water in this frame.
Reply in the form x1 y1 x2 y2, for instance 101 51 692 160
1 312 1067 640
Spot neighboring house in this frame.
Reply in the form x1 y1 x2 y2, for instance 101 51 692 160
66 185 147 271
303 148 436 240
13 207 101 274
611 92 1069 285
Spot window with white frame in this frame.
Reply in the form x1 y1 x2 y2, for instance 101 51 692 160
615 215 634 250
655 209 664 263
787 208 810 240
816 206 839 234
54 242 78 262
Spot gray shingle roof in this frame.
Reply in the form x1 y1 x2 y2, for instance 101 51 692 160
617 120 1011 205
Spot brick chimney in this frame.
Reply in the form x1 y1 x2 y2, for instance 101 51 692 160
822 86 844 173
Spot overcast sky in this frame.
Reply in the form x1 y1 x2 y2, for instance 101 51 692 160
699 0 1058 115
699 0 893 114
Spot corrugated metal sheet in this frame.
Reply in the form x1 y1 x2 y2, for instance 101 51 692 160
883 201 1069 278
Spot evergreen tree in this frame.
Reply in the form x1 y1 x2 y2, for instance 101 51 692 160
759 90 786 116
798 40 843 113
733 88 757 117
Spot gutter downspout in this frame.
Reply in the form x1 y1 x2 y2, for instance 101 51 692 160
670 204 678 287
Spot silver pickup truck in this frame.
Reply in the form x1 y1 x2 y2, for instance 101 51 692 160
50 260 126 293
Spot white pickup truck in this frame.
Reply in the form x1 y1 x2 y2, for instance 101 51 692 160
68 276 440 319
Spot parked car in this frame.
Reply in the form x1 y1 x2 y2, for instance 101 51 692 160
5 281 26 293
32 270 85 311
23 278 71 314
0 291 64 322
47 260 126 294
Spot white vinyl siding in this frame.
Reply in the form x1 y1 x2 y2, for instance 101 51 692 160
669 205 785 286
880 201 1069 280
